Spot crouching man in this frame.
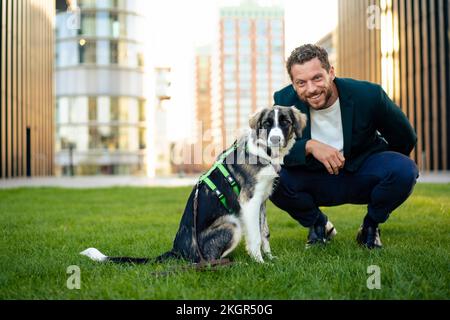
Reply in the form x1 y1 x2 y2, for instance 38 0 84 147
270 44 419 249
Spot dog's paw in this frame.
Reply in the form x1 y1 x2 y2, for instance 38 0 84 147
249 251 265 263
265 253 277 260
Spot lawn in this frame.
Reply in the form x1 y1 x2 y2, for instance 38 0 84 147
0 184 449 299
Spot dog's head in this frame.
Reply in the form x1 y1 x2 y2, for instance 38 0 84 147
249 106 307 157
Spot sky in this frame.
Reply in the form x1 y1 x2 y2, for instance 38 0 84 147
143 0 338 141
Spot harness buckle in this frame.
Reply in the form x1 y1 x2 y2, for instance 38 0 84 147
215 189 224 199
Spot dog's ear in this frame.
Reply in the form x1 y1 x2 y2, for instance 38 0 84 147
249 108 267 130
289 106 307 138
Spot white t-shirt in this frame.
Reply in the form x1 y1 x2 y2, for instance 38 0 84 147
309 98 344 152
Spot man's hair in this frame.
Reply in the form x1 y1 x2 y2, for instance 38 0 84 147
286 44 331 80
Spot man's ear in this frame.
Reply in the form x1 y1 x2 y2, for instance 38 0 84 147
249 108 267 130
289 106 307 138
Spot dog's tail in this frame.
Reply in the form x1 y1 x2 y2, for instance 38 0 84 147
80 248 178 264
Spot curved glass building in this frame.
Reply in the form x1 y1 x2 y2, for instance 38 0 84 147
55 0 149 175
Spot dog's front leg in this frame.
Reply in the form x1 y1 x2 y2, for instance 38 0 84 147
259 202 275 260
241 199 264 263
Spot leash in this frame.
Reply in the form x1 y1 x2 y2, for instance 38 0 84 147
192 181 205 263
150 181 232 277
191 180 233 268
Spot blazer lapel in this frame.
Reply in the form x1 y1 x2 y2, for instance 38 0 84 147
335 78 354 158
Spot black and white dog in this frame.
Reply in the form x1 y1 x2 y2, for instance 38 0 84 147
81 106 307 264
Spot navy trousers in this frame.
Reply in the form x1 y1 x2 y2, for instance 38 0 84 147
270 151 419 227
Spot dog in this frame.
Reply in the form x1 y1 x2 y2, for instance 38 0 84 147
81 106 307 264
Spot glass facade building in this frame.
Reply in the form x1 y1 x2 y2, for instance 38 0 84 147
212 2 286 147
55 0 148 175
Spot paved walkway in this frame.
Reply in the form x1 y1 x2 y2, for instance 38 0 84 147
0 172 449 189
0 175 199 189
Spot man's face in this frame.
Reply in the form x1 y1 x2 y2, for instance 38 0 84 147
290 58 336 110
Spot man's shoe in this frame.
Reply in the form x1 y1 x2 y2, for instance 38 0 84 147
356 226 382 249
306 221 337 248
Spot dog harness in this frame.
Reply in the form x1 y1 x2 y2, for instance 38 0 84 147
198 142 241 213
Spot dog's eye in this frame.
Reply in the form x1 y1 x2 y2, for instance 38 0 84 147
263 120 272 128
280 118 291 126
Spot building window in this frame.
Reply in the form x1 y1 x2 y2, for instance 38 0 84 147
79 12 96 36
88 97 97 121
138 100 146 122
79 40 96 64
110 98 120 121
139 128 146 149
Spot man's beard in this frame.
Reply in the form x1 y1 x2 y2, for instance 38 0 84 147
300 85 333 110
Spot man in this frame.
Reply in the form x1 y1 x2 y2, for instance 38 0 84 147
270 44 419 249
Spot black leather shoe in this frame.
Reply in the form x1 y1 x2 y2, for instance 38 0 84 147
356 226 382 249
306 221 337 248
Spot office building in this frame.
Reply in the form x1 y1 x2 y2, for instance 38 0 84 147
1 0 55 178
55 0 149 175
211 1 286 148
337 0 450 171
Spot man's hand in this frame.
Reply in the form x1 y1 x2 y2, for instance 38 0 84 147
305 140 345 175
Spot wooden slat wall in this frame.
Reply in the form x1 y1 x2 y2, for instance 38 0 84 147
337 0 449 171
337 0 381 84
421 0 430 171
0 0 54 179
413 0 423 170
1 0 6 178
438 0 449 170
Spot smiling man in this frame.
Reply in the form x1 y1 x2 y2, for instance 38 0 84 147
270 44 419 249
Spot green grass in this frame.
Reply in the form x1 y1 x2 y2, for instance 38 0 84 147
0 184 449 299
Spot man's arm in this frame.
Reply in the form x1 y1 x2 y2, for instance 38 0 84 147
283 139 344 174
375 86 417 155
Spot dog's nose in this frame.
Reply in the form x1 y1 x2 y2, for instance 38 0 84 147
270 136 281 146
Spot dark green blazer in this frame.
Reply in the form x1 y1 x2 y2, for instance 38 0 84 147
273 77 417 172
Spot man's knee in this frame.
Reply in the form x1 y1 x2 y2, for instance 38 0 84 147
389 154 419 189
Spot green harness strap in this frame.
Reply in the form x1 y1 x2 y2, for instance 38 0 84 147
198 143 241 213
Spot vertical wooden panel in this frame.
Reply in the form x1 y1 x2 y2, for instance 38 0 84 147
48 0 53 175
1 0 6 177
51 0 55 175
47 0 51 175
392 0 400 105
406 0 416 163
38 0 42 175
369 0 374 82
21 0 27 176
31 0 35 176
429 0 438 171
421 0 430 170
25 0 30 176
43 0 47 175
38 0 42 176
413 0 423 170
17 0 22 176
11 0 15 177
399 0 407 117
6 0 12 177
438 0 448 170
